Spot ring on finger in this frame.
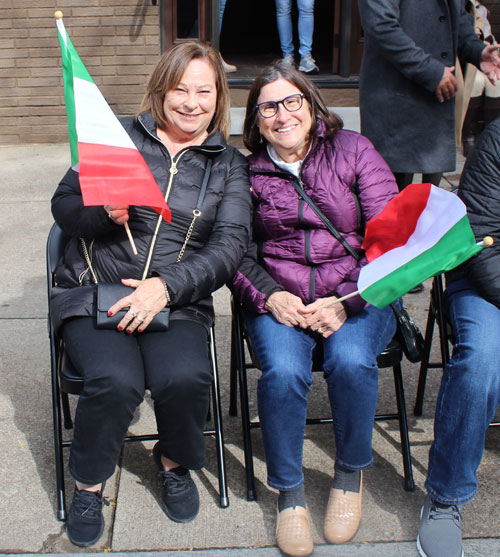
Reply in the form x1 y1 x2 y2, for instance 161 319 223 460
129 311 137 318
108 210 113 219
318 326 323 334
136 316 144 323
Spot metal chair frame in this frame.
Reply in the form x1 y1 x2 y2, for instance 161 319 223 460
47 223 229 521
229 298 415 501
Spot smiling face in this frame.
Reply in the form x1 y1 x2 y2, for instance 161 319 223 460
257 78 313 162
162 57 217 145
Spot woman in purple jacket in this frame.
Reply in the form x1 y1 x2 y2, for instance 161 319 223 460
231 62 399 556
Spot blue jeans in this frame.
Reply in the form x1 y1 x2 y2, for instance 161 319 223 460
275 0 315 58
219 0 227 33
425 280 500 505
243 303 396 490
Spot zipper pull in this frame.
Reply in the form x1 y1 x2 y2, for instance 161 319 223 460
170 162 178 175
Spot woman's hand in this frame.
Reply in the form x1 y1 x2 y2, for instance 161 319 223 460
108 277 168 333
264 291 307 328
300 296 347 338
104 204 130 225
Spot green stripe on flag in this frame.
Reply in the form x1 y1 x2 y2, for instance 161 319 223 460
57 27 93 167
361 216 483 308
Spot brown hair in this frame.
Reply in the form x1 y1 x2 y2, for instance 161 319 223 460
243 61 343 153
138 41 230 139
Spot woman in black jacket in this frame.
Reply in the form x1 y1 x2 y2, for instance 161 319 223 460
51 41 251 547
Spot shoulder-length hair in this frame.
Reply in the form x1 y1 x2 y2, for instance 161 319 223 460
243 61 343 153
138 41 230 139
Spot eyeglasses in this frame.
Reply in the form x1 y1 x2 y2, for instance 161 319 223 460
256 93 305 118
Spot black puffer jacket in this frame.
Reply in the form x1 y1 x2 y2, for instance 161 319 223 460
448 117 500 308
51 112 252 330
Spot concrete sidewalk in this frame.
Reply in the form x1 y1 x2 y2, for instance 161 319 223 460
1 143 500 555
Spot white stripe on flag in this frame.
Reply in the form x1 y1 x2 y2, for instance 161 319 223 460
358 186 466 291
74 77 135 149
56 19 68 46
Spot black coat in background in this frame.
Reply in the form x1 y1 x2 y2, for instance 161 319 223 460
358 0 485 174
451 116 500 308
51 112 252 331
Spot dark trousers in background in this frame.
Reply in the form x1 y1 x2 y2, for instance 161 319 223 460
394 172 443 192
62 317 213 485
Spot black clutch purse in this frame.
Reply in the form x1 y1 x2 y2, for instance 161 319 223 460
391 303 425 363
96 283 170 331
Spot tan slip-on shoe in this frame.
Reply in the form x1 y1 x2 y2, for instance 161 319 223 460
276 506 314 556
323 472 363 544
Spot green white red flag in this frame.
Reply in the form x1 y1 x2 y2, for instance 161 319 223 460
56 16 171 221
357 183 483 308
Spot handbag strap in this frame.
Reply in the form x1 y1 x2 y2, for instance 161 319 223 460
289 176 399 312
288 178 362 261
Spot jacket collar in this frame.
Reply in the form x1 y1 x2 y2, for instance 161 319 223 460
137 112 226 154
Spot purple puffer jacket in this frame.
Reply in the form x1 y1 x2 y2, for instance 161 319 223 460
230 121 398 316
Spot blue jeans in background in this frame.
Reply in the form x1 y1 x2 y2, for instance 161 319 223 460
275 0 315 58
219 0 227 33
425 279 500 505
243 303 396 490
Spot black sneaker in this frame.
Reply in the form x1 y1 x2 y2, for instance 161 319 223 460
417 494 463 557
153 442 199 523
67 483 108 547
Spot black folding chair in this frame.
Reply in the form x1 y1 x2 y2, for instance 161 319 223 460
47 223 229 521
229 298 415 501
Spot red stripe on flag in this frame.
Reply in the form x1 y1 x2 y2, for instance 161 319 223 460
362 183 432 261
78 142 171 222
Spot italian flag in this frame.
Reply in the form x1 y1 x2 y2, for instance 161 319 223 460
56 16 171 221
357 183 483 308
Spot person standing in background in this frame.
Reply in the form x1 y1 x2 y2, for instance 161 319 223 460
358 0 500 192
275 0 318 73
219 0 237 73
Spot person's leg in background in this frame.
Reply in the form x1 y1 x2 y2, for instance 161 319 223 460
275 0 295 66
321 303 396 544
218 0 237 73
418 280 500 557
483 76 500 126
297 0 318 73
393 172 414 191
462 71 487 157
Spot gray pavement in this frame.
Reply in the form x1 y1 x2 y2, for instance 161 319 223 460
1 142 500 556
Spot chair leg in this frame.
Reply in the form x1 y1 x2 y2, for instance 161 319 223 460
209 328 229 508
414 305 436 417
50 336 67 521
234 311 257 501
61 392 73 430
392 362 414 491
229 314 238 417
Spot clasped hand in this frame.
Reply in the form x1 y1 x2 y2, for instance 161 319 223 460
108 277 167 333
265 291 347 338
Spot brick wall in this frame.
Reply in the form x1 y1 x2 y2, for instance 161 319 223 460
0 0 161 144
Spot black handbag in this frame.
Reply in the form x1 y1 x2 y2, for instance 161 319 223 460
390 303 425 363
82 158 213 332
96 283 170 331
288 178 425 362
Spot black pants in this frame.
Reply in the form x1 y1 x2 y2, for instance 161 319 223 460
393 172 443 192
62 317 213 485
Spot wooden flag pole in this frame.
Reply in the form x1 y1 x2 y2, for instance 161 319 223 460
124 222 138 255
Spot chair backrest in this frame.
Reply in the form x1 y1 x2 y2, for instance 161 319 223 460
47 223 70 282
